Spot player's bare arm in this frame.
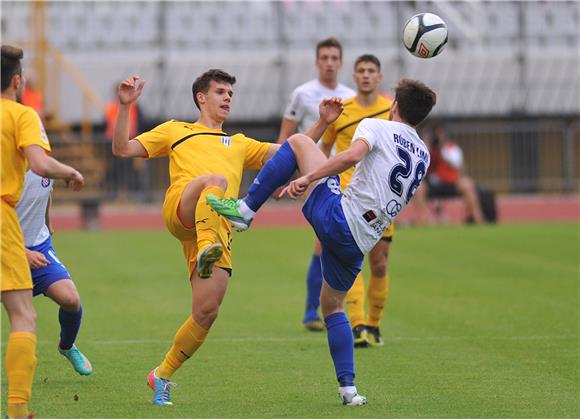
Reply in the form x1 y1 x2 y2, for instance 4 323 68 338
23 145 84 191
303 97 344 142
112 75 148 158
284 139 369 199
277 118 299 144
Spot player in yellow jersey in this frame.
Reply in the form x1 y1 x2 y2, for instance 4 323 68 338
1 45 84 419
321 55 393 348
111 70 343 406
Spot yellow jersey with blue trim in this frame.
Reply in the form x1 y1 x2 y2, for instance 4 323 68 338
134 120 272 198
322 95 392 191
1 98 51 206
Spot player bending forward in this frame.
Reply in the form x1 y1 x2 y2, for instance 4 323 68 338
207 79 436 406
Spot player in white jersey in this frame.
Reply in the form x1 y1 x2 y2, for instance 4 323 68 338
207 79 437 405
278 37 355 332
16 170 93 376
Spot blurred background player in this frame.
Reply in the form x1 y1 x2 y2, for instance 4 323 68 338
111 70 336 406
207 79 436 406
413 126 491 225
278 37 355 331
321 54 393 347
16 170 93 376
1 44 84 419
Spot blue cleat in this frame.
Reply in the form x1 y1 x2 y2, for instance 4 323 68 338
59 344 93 376
147 368 176 406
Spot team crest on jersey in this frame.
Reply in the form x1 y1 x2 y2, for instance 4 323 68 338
41 177 51 188
221 136 231 146
326 177 341 195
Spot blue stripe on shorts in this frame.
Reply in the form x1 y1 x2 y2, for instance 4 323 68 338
302 176 364 292
28 236 71 296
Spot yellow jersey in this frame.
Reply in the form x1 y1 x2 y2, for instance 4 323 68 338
322 95 392 191
135 120 272 199
1 98 51 207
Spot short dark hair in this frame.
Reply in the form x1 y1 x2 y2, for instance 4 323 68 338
316 37 343 60
1 45 23 92
394 79 436 126
191 69 236 110
354 54 381 72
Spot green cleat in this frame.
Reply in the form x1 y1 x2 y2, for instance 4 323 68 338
206 195 252 231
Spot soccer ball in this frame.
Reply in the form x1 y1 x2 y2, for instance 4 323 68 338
403 13 448 58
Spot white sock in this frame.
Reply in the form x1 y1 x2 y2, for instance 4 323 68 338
339 386 357 397
239 199 256 220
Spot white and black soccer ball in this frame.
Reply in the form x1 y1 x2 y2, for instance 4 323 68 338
403 13 448 58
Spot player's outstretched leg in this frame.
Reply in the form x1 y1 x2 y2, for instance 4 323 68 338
147 367 176 406
207 140 298 230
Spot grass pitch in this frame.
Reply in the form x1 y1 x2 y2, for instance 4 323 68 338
2 223 579 418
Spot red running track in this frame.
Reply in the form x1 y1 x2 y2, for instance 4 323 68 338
51 195 578 231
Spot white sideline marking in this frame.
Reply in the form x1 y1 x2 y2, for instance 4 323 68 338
7 335 577 346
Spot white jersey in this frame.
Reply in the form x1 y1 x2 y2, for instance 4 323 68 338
341 119 430 254
283 79 355 134
15 170 53 247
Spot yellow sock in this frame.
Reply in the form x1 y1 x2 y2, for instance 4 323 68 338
196 186 225 252
157 316 208 379
6 332 37 408
7 403 30 419
345 272 366 328
367 274 389 327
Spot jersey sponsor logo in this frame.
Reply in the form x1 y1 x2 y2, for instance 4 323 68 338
362 210 377 223
41 177 51 188
221 136 231 146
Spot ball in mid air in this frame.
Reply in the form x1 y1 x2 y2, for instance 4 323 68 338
403 13 448 58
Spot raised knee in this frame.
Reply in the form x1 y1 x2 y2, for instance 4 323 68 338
203 174 228 190
287 133 310 146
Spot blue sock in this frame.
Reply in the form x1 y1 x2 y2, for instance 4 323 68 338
59 305 82 350
325 312 355 387
304 254 322 322
244 141 297 212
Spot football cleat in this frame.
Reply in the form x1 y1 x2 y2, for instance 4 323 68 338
59 344 93 376
366 326 384 347
147 368 176 406
197 243 223 279
303 318 325 332
340 391 368 406
352 325 369 348
206 195 252 231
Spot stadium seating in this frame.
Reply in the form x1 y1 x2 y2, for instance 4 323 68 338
1 0 578 122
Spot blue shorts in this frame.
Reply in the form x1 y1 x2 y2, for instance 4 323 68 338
28 236 71 297
302 176 364 292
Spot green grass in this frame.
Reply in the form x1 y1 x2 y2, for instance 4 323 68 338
2 223 579 418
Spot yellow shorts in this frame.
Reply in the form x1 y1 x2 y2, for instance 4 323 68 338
163 184 233 277
1 200 33 292
382 222 394 241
